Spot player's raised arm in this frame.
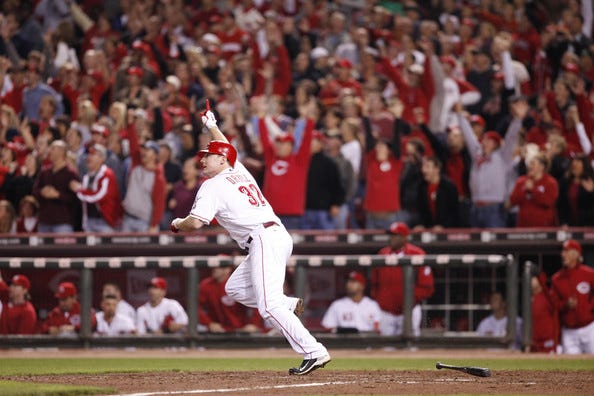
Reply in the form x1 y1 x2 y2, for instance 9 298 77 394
201 100 228 143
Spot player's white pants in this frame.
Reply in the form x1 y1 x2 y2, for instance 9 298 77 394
561 320 594 354
378 305 422 336
225 223 328 359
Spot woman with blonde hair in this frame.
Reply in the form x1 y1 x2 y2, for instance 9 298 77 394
74 99 98 144
0 200 16 234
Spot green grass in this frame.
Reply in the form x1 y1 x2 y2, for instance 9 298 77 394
0 380 112 396
1 357 593 376
1 357 593 395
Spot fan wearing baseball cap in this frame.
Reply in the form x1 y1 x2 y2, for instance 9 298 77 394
321 271 382 334
550 239 594 354
41 281 97 335
135 277 188 334
0 272 37 334
370 222 434 336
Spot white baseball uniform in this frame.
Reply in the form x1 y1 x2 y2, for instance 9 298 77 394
95 312 136 336
321 296 381 332
136 297 189 334
190 161 328 360
117 299 137 322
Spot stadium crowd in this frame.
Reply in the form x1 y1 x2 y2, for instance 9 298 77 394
0 0 593 233
0 0 594 353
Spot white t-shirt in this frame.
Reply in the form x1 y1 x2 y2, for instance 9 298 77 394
190 162 280 249
321 296 382 332
136 297 189 334
95 312 136 336
340 140 362 178
476 314 523 348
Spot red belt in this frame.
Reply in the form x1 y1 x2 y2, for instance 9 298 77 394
473 201 499 207
246 222 277 244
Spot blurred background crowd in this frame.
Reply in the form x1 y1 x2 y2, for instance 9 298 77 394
0 0 594 234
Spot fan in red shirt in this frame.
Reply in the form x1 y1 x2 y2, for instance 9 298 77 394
0 273 37 335
216 12 251 61
41 282 96 335
550 240 594 354
508 153 559 227
318 59 362 107
531 272 558 353
370 222 434 336
198 264 263 333
377 40 435 126
254 100 314 230
252 19 291 97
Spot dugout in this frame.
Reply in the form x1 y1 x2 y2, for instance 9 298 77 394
0 227 592 350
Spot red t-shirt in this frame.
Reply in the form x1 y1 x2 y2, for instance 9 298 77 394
363 153 403 212
259 118 313 216
446 153 468 198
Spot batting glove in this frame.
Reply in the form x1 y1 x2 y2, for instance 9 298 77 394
201 110 218 129
170 218 182 233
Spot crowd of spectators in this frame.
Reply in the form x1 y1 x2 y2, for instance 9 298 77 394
0 0 593 233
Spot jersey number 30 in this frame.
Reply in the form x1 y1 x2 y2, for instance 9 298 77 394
238 184 267 207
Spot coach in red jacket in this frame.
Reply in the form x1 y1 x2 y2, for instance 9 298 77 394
508 153 558 227
71 144 124 232
0 273 37 334
550 240 594 354
371 222 434 336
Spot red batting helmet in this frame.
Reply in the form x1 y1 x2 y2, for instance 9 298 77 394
196 140 237 167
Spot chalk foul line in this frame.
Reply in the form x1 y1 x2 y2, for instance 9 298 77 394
109 380 358 396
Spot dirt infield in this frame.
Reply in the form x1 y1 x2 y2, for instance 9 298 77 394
2 349 593 395
6 369 592 395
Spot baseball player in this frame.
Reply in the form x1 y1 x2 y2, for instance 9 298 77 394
0 273 37 334
531 272 558 353
41 282 97 335
370 222 434 336
199 265 263 333
102 282 136 323
550 239 594 354
95 294 136 336
136 277 189 335
170 108 330 375
321 271 381 333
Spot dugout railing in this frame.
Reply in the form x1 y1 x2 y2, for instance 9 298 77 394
0 254 526 350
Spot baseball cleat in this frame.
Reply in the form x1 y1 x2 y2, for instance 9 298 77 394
293 298 304 318
288 354 331 375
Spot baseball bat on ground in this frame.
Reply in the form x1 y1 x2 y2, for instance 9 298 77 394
436 362 491 377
